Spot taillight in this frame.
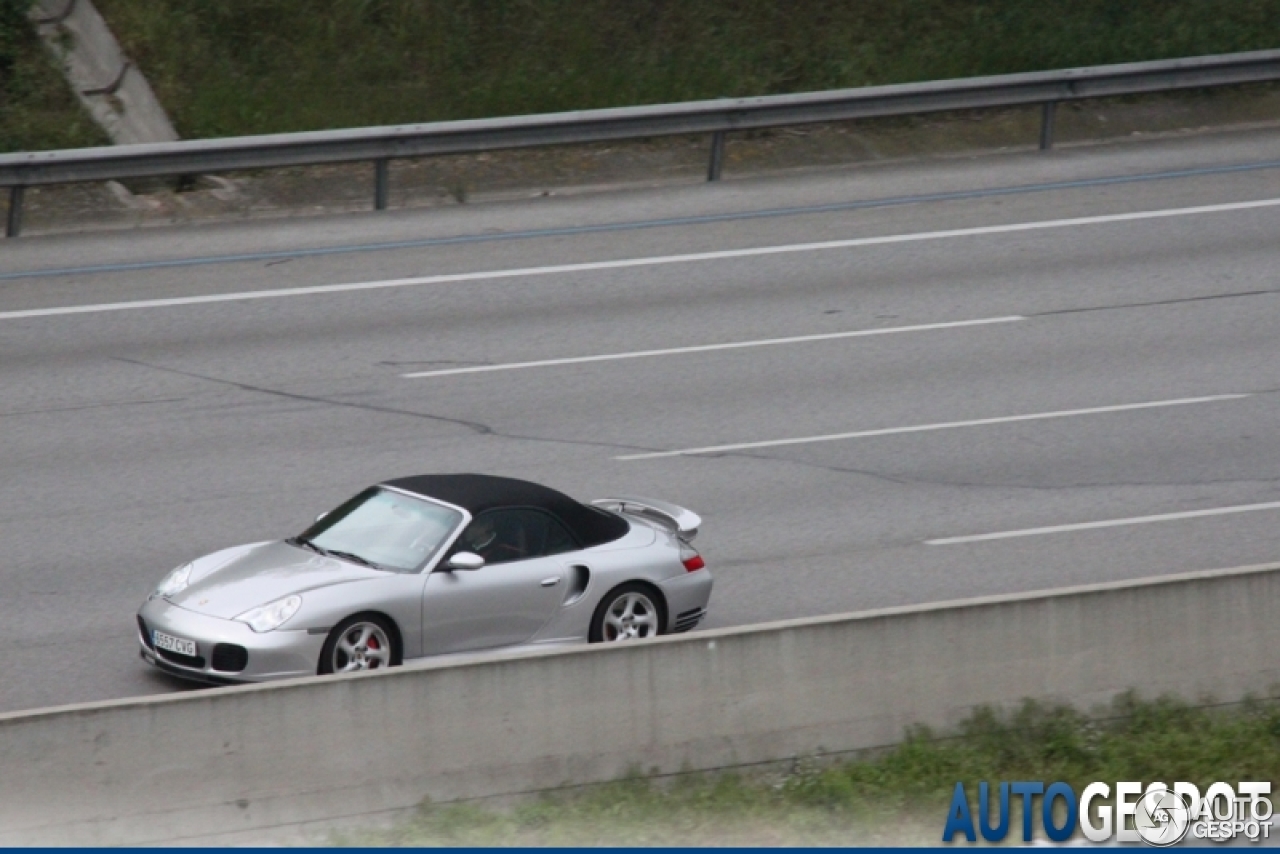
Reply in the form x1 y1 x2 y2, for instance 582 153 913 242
680 544 705 572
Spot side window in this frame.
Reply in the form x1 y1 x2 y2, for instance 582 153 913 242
455 509 579 565
541 515 576 556
456 510 530 566
512 509 578 557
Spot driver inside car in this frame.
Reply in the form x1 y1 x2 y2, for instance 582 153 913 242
460 515 524 564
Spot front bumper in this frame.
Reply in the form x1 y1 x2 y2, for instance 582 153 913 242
137 597 324 684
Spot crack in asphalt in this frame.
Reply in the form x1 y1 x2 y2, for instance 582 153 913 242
377 359 492 368
705 448 1280 493
0 396 187 418
709 452 918 486
1029 287 1279 317
111 357 660 456
114 357 495 435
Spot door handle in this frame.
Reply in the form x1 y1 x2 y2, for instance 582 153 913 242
540 577 561 587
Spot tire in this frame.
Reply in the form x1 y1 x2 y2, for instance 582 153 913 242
318 614 401 675
589 582 666 643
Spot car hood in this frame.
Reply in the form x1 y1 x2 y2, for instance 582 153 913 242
166 540 385 620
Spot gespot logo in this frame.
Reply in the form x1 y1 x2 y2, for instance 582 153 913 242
942 781 1273 845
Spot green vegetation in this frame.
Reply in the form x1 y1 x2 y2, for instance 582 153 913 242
94 0 1280 140
0 0 109 152
6 1 1280 152
346 694 1280 846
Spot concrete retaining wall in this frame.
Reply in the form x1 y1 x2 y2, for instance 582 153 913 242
2 562 1278 845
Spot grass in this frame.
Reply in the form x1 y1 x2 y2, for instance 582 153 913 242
6 1 1280 152
341 693 1280 846
90 0 1280 141
0 0 109 152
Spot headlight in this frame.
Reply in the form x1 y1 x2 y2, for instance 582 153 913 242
153 563 193 598
235 594 302 633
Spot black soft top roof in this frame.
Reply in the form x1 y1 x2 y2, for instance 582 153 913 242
381 473 629 548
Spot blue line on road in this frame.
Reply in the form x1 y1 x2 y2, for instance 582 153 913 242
5 158 1280 282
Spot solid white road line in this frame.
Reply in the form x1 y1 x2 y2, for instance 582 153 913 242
926 500 1280 545
400 316 1024 378
3 197 1280 321
615 394 1250 460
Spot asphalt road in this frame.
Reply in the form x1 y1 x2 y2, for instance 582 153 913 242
3 127 1280 714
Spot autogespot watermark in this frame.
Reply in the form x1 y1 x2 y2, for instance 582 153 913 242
942 781 1273 845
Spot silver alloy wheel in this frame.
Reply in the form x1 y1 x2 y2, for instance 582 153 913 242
332 621 392 672
602 591 659 641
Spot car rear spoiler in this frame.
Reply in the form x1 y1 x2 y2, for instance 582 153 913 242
591 496 701 541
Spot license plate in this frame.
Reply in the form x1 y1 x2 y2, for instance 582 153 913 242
153 630 197 657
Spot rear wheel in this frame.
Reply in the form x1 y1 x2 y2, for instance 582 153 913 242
589 583 665 643
319 614 399 675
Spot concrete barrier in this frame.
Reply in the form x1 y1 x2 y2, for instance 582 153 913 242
3 562 1279 845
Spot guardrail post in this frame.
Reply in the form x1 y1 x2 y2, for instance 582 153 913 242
707 131 726 181
374 159 389 210
5 186 23 238
1039 102 1057 151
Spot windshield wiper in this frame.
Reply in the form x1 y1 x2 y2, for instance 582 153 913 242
326 550 381 570
288 536 328 556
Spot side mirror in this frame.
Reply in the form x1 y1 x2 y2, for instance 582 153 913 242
446 552 485 571
314 511 329 523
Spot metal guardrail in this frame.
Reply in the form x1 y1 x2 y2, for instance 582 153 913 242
4 49 1280 237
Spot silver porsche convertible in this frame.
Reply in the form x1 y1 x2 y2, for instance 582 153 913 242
137 474 711 684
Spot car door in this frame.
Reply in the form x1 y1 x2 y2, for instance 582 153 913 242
420 508 575 655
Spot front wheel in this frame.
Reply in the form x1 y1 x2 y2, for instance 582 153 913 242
589 583 666 643
319 614 399 675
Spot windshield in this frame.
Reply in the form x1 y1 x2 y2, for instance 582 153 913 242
298 487 463 573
